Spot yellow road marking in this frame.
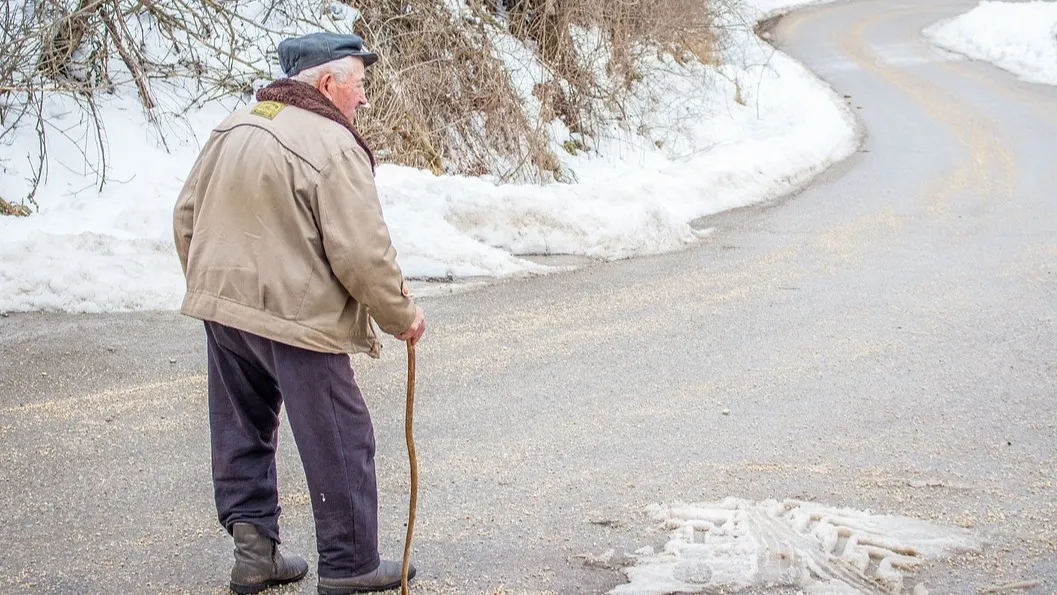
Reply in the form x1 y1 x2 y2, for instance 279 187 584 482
836 4 1017 219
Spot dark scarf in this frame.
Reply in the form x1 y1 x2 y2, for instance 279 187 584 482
256 79 376 172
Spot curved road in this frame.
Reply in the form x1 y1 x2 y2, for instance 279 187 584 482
2 1 1055 593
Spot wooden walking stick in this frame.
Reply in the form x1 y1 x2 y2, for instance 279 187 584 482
401 341 418 595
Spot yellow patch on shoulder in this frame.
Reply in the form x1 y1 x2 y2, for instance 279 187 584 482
251 101 286 119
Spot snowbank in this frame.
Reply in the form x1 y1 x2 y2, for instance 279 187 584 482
0 1 857 313
924 1 1057 86
750 0 839 17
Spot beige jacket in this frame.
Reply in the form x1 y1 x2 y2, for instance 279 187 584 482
173 101 416 357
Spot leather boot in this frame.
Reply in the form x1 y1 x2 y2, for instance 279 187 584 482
229 522 309 594
317 560 416 594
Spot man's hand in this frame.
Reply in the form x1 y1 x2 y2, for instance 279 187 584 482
396 306 426 346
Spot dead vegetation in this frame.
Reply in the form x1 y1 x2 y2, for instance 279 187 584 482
0 194 31 216
1 0 290 214
1 0 733 214
498 0 718 136
350 0 557 181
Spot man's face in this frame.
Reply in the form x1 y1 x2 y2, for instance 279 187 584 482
321 57 368 123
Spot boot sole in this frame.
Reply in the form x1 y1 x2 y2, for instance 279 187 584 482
317 567 416 594
230 567 309 595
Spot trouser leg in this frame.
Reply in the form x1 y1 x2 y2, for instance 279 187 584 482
205 321 283 542
271 344 380 578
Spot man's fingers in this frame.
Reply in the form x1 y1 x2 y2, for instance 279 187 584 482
397 325 424 344
397 308 425 344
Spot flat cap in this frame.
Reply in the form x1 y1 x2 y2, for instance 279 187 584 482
278 32 378 77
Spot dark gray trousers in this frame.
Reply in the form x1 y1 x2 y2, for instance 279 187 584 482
205 321 380 578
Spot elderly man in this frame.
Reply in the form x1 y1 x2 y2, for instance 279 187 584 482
173 32 425 595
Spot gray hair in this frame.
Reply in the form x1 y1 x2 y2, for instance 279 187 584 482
290 56 359 85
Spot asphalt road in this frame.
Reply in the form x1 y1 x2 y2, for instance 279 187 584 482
2 0 1055 593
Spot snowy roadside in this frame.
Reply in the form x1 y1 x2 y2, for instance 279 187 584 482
0 0 858 313
924 1 1057 87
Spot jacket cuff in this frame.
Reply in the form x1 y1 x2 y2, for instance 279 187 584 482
375 280 417 336
379 298 417 336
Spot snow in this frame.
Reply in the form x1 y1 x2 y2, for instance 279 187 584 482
924 1 1057 87
749 0 840 17
0 0 857 313
610 498 981 595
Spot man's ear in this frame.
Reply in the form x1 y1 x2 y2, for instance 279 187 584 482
317 72 335 102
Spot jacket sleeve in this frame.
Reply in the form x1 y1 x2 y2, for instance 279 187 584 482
173 170 197 275
314 147 417 336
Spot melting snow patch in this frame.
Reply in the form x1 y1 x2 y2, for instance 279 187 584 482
611 498 980 595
